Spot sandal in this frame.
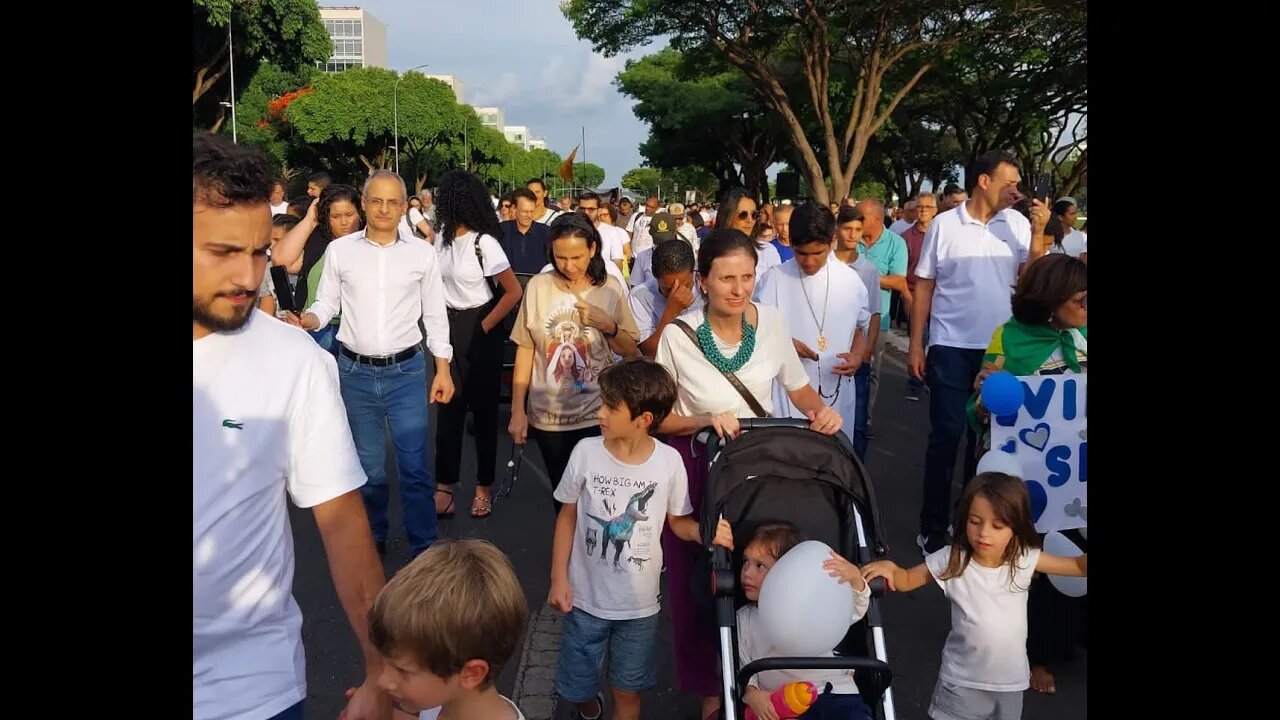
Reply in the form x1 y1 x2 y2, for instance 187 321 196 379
470 493 493 519
434 488 455 518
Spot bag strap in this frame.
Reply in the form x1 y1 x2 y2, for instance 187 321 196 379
473 233 501 298
670 319 769 419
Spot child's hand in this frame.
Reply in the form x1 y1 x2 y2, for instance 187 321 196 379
712 516 734 551
824 550 867 591
547 578 574 613
860 560 900 591
744 686 780 720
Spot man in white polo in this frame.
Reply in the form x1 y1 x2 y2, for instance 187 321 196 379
193 133 389 720
908 150 1049 555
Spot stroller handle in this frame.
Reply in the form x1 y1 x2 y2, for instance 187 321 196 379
737 656 893 693
738 418 811 430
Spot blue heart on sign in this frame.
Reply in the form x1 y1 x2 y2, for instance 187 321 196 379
1019 423 1051 452
1000 438 1017 454
1026 480 1048 522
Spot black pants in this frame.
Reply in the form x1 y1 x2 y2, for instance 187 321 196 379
1028 528 1088 666
436 303 502 488
531 425 602 515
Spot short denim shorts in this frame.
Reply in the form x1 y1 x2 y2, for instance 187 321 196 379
554 607 660 702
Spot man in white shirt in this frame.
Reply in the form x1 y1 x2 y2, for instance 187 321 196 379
908 151 1049 555
668 203 698 249
193 133 390 720
291 170 456 559
888 200 918 235
627 195 661 255
527 178 562 224
270 179 289 216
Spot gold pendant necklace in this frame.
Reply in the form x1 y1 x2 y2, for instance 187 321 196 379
800 266 830 352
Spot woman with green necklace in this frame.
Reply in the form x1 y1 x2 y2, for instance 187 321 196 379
969 252 1087 698
653 227 841 720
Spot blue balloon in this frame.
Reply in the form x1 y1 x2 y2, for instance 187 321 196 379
981 371 1024 416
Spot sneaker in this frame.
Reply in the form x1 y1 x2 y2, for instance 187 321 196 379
572 691 605 720
916 532 947 556
905 388 921 401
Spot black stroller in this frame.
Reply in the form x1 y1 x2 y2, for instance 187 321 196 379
698 418 898 720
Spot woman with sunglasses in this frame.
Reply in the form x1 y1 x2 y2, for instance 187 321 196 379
716 188 782 283
969 252 1088 697
508 213 642 517
653 227 842 720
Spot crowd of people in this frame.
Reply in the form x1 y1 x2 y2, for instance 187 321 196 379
195 131 1087 720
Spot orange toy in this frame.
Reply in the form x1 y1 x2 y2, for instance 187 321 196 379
744 680 818 720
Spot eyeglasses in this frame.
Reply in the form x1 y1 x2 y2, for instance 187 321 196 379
365 198 403 209
500 203 513 210
737 210 761 221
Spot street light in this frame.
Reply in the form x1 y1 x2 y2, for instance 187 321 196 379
462 114 471 171
219 102 236 144
223 18 237 144
394 63 430 176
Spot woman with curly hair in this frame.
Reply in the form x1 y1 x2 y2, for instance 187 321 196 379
432 170 525 519
270 183 366 355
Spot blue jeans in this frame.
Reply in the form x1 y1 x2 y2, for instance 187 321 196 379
268 701 304 720
555 608 660 702
920 345 985 537
309 323 340 358
337 349 437 555
853 362 871 461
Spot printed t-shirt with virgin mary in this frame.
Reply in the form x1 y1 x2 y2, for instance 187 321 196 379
510 272 639 431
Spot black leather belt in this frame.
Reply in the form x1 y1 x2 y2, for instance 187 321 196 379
340 344 418 367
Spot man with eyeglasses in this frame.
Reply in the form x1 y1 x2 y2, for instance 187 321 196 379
499 188 550 275
287 169 455 560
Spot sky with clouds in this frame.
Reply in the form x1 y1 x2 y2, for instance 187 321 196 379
351 0 658 187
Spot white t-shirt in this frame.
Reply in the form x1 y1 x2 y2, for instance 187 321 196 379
676 222 698 250
1081 232 1088 254
754 242 783 289
552 437 693 620
925 546 1042 692
598 223 630 264
270 202 289 216
419 695 525 720
914 205 1031 349
436 231 511 310
629 278 703 343
537 207 563 225
193 311 367 720
737 581 871 694
629 212 655 254
408 207 434 233
655 304 810 418
1046 228 1086 258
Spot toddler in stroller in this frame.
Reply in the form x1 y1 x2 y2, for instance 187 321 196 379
696 418 898 720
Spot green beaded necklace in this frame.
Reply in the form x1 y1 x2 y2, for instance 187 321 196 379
697 311 756 373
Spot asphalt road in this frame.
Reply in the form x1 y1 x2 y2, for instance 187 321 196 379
288 349 1086 719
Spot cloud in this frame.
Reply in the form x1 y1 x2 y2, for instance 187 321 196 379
471 72 520 107
536 54 625 112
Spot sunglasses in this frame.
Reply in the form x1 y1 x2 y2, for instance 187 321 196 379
500 203 512 209
737 210 761 221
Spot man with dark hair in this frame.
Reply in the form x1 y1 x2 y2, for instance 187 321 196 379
617 196 636 229
286 195 312 219
627 195 661 256
909 150 1049 555
307 171 333 198
756 202 871 443
193 133 390 720
832 206 882 461
289 169 456 560
501 187 551 275
938 183 967 212
526 178 562 224
630 238 702 358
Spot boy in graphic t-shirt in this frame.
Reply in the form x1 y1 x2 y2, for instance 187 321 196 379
549 359 702 720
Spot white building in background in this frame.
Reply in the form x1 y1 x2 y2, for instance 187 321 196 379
317 7 387 72
503 125 531 151
528 137 548 151
427 75 465 103
475 107 505 131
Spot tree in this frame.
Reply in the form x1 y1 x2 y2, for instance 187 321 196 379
616 48 786 199
574 163 606 190
622 167 664 196
193 0 330 130
565 0 1017 205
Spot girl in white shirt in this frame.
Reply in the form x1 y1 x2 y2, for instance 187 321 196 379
711 520 873 720
432 170 525 520
862 472 1088 720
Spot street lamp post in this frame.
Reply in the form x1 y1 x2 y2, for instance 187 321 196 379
462 115 471 172
224 19 237 143
394 63 430 176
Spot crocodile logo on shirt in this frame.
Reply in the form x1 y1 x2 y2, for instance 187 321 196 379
221 419 244 430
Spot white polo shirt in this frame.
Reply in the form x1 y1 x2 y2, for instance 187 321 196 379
436 231 511 310
914 204 1030 349
193 311 366 720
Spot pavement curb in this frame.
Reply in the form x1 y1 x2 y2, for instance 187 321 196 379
511 605 562 720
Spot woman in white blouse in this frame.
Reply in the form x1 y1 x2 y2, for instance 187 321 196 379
432 170 524 520
653 227 841 719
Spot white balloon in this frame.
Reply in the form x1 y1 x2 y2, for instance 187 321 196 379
757 541 854 656
1042 531 1087 597
976 450 1023 478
